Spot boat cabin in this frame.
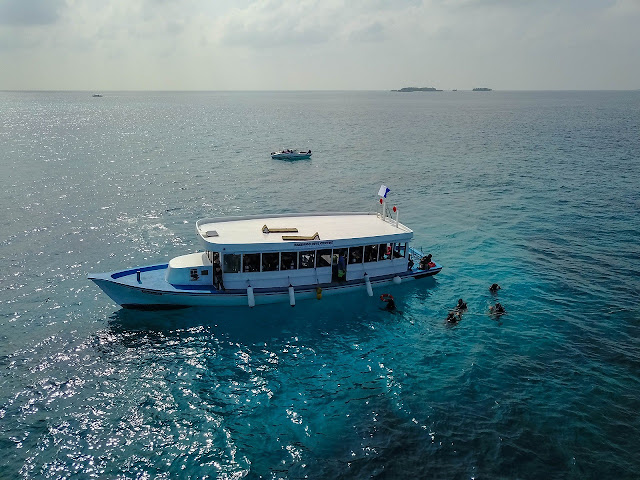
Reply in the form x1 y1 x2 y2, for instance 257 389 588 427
165 212 414 290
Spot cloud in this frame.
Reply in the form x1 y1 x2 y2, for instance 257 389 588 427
0 0 639 90
348 21 385 43
0 0 65 26
215 0 423 48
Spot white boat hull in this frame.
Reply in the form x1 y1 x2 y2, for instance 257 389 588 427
271 152 312 160
89 263 441 309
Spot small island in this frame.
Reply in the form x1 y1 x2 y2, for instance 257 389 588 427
472 87 492 91
392 87 443 92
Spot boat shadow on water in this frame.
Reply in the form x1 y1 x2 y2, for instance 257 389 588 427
104 287 414 346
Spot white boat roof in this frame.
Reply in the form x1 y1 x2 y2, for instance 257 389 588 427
195 212 413 253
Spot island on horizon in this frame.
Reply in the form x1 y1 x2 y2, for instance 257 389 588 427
392 87 443 92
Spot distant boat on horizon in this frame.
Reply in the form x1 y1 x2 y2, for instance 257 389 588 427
92 94 103 97
472 87 492 91
271 149 312 160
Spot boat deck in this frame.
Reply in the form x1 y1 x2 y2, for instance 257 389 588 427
197 212 412 250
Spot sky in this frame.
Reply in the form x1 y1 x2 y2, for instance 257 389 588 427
0 0 639 90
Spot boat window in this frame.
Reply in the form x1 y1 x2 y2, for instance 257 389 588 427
316 249 332 267
394 243 407 258
223 254 241 273
299 251 315 269
281 252 297 270
243 253 260 272
190 268 199 280
349 246 363 264
262 252 279 271
364 244 378 262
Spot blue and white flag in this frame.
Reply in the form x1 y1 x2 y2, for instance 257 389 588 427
378 185 390 198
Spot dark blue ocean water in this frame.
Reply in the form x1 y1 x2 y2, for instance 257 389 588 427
1 90 639 479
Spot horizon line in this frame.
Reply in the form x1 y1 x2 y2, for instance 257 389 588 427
2 88 639 93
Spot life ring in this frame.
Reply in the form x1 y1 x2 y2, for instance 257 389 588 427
380 293 394 302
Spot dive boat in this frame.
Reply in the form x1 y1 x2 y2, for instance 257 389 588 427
88 188 441 308
271 149 312 159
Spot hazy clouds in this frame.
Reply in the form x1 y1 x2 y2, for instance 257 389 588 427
0 0 64 26
0 0 638 90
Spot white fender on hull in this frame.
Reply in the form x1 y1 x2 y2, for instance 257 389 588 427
393 275 402 285
247 285 255 308
364 273 373 297
288 285 296 306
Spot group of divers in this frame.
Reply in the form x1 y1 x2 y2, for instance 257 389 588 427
445 283 505 324
379 282 506 323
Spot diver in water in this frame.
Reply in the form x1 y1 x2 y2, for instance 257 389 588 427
489 302 506 316
384 297 396 311
446 310 461 323
446 298 467 324
380 294 396 311
489 283 501 293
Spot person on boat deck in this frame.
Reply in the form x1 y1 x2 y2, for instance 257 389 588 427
419 254 432 270
337 253 346 281
407 255 414 270
213 262 224 290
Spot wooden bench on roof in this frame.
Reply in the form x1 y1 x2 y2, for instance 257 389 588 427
282 232 320 241
262 225 298 234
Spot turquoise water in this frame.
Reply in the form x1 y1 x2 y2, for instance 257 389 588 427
1 91 639 479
